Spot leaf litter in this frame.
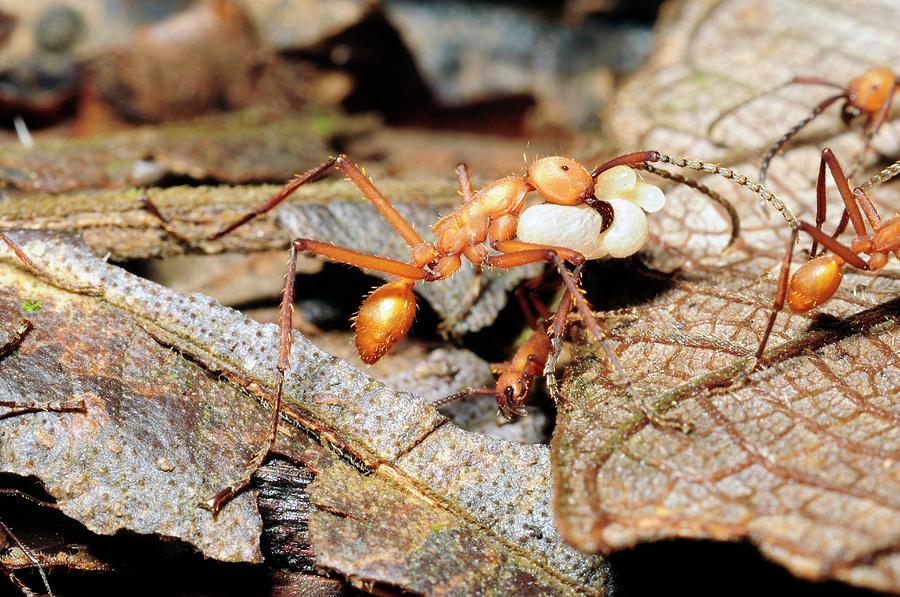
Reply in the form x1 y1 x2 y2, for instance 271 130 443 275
554 0 900 592
0 230 606 594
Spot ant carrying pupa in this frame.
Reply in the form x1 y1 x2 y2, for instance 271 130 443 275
137 149 799 513
709 67 899 184
753 147 900 365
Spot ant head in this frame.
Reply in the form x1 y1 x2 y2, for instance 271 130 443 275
527 157 594 206
846 66 896 116
495 373 528 419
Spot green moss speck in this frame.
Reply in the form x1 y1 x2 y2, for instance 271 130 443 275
22 300 42 313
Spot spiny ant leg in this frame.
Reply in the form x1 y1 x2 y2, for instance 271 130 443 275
752 227 799 371
752 220 869 372
1 398 86 419
758 93 846 184
544 274 577 402
204 238 429 513
811 148 869 256
138 192 194 246
201 244 301 513
706 75 845 142
0 231 99 295
209 156 427 253
456 162 475 204
0 517 54 597
547 254 692 433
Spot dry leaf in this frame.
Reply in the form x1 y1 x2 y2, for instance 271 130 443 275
553 0 900 593
0 230 606 594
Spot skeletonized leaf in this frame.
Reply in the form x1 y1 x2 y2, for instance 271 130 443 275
555 0 900 592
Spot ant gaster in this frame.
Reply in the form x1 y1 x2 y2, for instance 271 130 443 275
753 147 900 365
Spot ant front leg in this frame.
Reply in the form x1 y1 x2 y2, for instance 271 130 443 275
203 238 428 513
487 244 692 432
547 254 692 433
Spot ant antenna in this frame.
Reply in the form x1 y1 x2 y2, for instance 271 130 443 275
431 388 494 409
636 163 741 248
758 93 846 184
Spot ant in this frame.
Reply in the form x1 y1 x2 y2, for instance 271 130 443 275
137 148 801 513
709 67 899 184
753 147 900 365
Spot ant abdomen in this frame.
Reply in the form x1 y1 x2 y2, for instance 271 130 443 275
353 281 417 364
787 255 844 313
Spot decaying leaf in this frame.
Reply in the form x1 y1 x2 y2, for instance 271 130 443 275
0 108 372 192
0 230 606 594
553 0 900 593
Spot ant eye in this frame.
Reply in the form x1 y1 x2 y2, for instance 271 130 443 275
561 165 569 171
504 386 515 400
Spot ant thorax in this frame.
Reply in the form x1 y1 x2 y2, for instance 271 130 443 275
516 165 665 259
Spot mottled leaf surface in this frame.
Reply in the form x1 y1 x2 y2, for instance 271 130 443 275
0 109 368 192
0 231 606 594
554 0 900 593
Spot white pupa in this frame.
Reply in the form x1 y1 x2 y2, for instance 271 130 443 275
516 165 664 260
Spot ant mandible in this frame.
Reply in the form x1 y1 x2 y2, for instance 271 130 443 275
709 66 899 184
161 148 799 513
753 147 900 366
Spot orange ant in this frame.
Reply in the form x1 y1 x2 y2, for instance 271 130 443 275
141 148 801 513
709 67 899 184
753 147 900 365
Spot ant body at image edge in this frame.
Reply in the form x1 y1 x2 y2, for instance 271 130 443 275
752 147 900 366
709 66 899 184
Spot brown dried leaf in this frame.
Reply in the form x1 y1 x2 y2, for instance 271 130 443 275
554 0 900 593
0 109 371 192
0 231 606 594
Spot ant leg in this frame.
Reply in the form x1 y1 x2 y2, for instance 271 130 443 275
203 238 427 513
758 93 846 184
432 388 495 409
636 163 741 249
0 517 53 597
210 156 427 252
549 254 691 432
544 279 577 402
706 75 845 141
138 192 194 246
753 220 869 371
753 227 799 369
487 248 691 432
0 232 98 295
456 162 476 204
813 149 873 252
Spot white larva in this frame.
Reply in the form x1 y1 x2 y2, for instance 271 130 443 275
515 165 663 260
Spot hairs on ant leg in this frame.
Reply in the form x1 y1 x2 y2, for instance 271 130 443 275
709 67 899 184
